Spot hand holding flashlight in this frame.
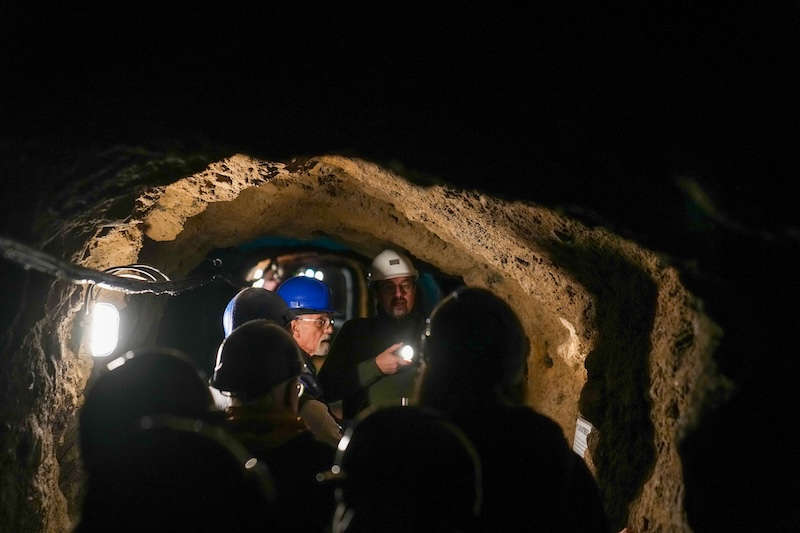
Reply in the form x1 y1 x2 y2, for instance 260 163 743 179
375 342 413 374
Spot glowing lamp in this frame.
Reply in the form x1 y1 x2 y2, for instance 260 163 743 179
90 302 120 357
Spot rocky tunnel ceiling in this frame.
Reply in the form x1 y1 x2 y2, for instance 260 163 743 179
0 153 721 532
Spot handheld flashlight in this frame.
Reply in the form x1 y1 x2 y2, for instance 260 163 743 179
399 344 415 362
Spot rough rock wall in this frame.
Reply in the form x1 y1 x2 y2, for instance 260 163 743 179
118 154 715 530
1 153 719 532
0 274 84 532
0 147 213 532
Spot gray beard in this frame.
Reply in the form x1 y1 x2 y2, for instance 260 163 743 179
389 306 409 318
315 339 331 356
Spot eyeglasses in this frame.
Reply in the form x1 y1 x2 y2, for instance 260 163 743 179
295 316 334 329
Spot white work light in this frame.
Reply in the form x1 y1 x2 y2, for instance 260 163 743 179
80 263 170 359
89 302 120 357
314 270 324 281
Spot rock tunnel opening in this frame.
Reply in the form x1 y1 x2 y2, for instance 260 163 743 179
1 153 718 532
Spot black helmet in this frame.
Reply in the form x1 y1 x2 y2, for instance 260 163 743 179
210 319 302 397
419 287 529 408
79 347 213 475
223 287 293 337
327 406 481 532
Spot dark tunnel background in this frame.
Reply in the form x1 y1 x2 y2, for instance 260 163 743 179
2 5 800 531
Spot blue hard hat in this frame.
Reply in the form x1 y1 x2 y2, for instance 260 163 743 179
276 276 334 314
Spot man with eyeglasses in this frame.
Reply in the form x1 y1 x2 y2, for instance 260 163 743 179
318 249 426 421
277 276 335 380
277 275 342 446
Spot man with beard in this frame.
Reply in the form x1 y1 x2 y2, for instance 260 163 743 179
318 249 426 420
277 276 342 446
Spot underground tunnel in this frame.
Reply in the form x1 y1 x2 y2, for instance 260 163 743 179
0 153 721 532
6 6 800 531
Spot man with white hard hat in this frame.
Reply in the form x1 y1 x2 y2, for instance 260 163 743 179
318 249 426 420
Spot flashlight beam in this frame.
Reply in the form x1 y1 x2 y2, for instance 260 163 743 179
0 236 217 295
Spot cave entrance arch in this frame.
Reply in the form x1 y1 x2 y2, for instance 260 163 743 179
4 153 717 532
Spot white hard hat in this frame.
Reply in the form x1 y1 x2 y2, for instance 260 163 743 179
368 249 418 282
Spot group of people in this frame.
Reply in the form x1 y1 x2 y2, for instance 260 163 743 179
76 249 608 532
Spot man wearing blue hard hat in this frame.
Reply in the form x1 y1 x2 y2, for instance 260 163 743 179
277 275 336 375
277 275 342 445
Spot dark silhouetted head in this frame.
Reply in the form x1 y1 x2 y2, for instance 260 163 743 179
79 348 212 476
418 287 529 412
328 406 481 533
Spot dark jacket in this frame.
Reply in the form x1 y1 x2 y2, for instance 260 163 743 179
318 311 426 419
225 406 335 532
451 404 608 533
299 349 324 405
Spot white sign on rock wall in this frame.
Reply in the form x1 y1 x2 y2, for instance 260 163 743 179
573 415 594 458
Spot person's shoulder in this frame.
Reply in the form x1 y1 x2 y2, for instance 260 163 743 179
488 404 569 443
514 405 565 429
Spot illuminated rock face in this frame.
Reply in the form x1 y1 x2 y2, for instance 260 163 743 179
0 153 720 532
